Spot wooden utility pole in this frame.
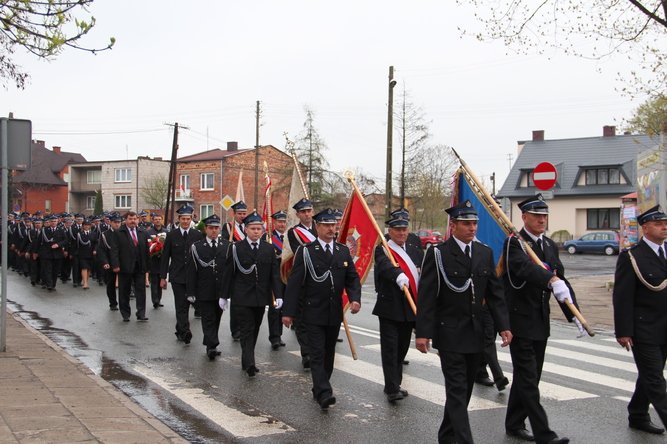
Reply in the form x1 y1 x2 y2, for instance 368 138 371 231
254 100 260 209
385 66 396 221
164 122 189 226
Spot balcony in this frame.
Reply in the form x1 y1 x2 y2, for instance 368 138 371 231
174 188 194 202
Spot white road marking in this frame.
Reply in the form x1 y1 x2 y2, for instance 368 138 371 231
134 365 294 438
550 339 635 358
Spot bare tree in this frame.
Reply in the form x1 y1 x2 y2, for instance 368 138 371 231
141 173 169 210
456 0 667 96
1 0 115 89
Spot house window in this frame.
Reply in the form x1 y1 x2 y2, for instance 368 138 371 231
114 168 132 183
87 170 101 184
200 204 214 219
585 167 620 185
200 173 214 190
86 196 96 210
180 174 190 191
114 195 132 209
587 208 620 230
45 200 51 212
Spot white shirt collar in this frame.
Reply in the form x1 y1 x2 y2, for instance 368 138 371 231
207 237 217 247
452 236 472 255
318 238 334 251
643 237 666 256
246 237 259 247
523 229 543 244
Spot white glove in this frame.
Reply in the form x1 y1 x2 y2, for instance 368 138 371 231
573 318 588 338
218 298 228 311
186 295 196 304
551 280 573 304
275 298 284 309
396 273 410 290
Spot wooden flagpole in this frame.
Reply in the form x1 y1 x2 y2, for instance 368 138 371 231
263 161 277 308
451 148 594 337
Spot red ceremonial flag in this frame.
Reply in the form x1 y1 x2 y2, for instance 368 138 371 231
337 186 380 309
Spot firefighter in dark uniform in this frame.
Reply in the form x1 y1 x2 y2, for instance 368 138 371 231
147 213 167 308
282 208 362 410
160 204 203 343
138 210 153 230
221 200 248 341
96 213 121 310
384 208 423 251
36 214 68 291
221 211 283 376
267 210 288 350
373 210 424 402
502 194 579 444
185 214 229 360
286 197 318 369
613 205 667 435
76 218 96 289
28 217 43 286
416 200 511 444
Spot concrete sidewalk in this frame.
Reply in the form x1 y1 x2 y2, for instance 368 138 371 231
553 274 616 333
0 311 187 444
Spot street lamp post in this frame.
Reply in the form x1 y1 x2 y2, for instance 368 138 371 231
385 66 396 221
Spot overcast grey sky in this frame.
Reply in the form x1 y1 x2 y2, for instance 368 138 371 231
2 0 639 192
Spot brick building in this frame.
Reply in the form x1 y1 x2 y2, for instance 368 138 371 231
174 143 293 223
12 141 86 214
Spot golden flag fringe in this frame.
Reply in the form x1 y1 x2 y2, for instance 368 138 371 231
344 172 417 315
451 148 595 337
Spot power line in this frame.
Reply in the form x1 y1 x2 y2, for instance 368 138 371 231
33 128 165 136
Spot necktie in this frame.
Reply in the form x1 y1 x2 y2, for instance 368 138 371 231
464 245 470 258
659 246 665 261
536 238 543 252
183 230 188 239
212 239 217 249
252 242 258 251
325 244 332 256
131 228 138 246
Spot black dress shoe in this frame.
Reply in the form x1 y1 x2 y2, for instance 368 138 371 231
506 428 535 441
302 356 311 370
386 391 405 402
122 318 130 322
246 366 258 377
137 316 149 321
207 348 218 360
319 395 336 410
110 306 119 311
183 331 192 345
336 338 343 342
402 360 410 365
629 421 665 434
232 332 241 341
398 388 409 397
475 376 495 386
271 342 280 350
546 438 569 444
495 376 510 391
279 341 286 347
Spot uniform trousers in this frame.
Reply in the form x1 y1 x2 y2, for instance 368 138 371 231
149 272 162 306
236 305 265 370
438 350 480 444
40 258 61 289
229 302 241 338
199 300 223 350
477 306 504 381
118 264 146 320
171 282 191 337
29 257 40 285
267 304 283 345
59 255 71 281
104 268 117 308
505 337 557 444
628 342 667 427
306 323 339 402
379 317 414 394
71 255 81 285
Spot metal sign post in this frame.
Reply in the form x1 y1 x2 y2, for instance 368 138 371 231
0 118 32 352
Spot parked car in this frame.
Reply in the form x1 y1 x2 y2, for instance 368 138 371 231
563 231 620 256
415 229 444 249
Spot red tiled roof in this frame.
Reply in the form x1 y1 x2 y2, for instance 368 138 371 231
178 148 251 162
14 142 86 186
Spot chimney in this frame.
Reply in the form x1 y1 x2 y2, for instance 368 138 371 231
34 140 46 148
52 146 61 154
603 125 616 137
227 141 238 151
532 130 545 142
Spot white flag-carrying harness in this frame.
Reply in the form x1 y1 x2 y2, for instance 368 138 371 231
387 239 419 297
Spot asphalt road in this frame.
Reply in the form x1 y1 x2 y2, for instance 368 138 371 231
558 250 617 277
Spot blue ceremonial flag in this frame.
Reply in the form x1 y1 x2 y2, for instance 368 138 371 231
454 169 508 265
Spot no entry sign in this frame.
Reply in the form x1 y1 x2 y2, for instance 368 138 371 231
532 162 557 191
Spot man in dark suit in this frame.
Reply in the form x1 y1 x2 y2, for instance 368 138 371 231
160 204 203 342
286 197 318 369
186 214 229 360
283 208 362 410
614 205 667 435
109 211 150 322
27 217 43 286
96 213 121 310
221 200 247 341
416 200 512 444
373 209 424 402
221 211 283 376
502 194 579 444
36 215 68 291
147 213 167 309
267 210 288 350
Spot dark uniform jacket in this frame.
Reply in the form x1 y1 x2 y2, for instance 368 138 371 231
96 228 115 266
613 239 667 344
35 225 68 259
372 243 423 322
185 237 229 301
221 221 245 242
146 226 167 274
221 239 283 307
109 225 149 273
502 228 577 341
283 240 362 326
76 230 96 260
416 237 509 353
159 227 203 283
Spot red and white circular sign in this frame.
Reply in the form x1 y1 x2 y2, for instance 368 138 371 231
532 162 558 191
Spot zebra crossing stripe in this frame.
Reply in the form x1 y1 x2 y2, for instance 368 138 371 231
544 345 638 373
550 339 635 358
134 365 294 438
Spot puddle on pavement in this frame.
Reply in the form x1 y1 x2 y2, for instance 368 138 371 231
7 300 235 444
